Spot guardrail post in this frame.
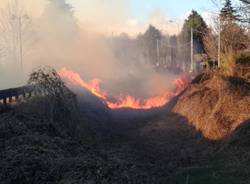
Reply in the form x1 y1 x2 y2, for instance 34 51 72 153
0 85 38 110
3 98 7 106
9 96 12 103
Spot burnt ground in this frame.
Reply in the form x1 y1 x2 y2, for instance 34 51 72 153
1 82 250 184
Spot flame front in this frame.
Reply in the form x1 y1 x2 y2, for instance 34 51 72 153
58 68 107 100
58 68 188 110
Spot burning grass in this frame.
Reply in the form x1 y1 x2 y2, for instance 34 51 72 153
2 67 250 183
58 67 188 110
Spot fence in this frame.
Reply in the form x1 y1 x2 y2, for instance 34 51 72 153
0 86 35 106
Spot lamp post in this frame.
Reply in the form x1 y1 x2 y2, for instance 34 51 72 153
190 27 194 73
12 15 29 71
18 17 23 71
168 19 182 71
168 20 181 34
156 39 160 67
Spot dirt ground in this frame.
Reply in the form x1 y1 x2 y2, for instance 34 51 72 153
1 72 250 183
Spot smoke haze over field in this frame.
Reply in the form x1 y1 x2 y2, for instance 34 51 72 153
0 0 185 100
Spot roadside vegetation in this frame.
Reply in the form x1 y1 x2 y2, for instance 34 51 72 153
1 0 250 184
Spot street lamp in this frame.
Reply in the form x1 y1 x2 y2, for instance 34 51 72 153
168 20 181 34
190 26 194 73
168 19 183 71
11 14 29 71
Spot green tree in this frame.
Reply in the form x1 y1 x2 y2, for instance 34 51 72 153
212 0 249 73
220 0 239 21
137 25 162 67
239 0 250 23
219 0 248 54
179 10 208 55
240 0 250 3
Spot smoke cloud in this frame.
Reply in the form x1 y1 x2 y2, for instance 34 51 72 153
0 0 183 100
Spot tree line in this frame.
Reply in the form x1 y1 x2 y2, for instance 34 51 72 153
112 0 250 74
0 0 249 77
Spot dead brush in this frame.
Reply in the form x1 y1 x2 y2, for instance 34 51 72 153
27 66 79 124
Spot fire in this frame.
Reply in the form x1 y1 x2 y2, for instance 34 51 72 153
58 68 107 100
106 92 174 110
58 67 188 110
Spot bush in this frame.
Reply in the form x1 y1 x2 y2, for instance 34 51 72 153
221 51 236 76
236 54 250 65
27 66 78 123
28 66 70 96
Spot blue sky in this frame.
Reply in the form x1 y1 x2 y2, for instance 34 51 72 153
131 0 217 21
130 0 240 22
70 0 239 20
66 0 240 35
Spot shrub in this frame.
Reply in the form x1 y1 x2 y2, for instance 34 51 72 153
236 54 250 65
221 51 236 76
28 66 70 97
27 66 78 123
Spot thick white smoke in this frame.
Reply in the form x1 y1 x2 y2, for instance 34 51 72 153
0 0 182 100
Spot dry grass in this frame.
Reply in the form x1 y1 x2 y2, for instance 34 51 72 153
173 71 250 140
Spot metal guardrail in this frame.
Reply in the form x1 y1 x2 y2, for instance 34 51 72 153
0 86 35 106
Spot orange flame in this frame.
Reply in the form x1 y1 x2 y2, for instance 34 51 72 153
58 68 107 100
58 68 188 110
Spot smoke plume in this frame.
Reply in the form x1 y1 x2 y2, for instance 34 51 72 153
0 0 184 102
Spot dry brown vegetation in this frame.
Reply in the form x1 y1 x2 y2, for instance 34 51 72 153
1 67 250 183
203 19 249 73
174 71 250 140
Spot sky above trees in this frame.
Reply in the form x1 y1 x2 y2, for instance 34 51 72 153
0 0 241 36
67 0 240 35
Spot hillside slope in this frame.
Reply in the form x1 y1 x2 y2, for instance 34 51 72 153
2 71 250 183
173 72 250 140
0 96 159 184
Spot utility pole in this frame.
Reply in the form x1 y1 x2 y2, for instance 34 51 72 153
156 39 160 67
18 16 23 71
190 27 194 73
218 18 221 68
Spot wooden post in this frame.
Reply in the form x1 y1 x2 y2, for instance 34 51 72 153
9 96 13 103
3 98 7 106
0 85 39 109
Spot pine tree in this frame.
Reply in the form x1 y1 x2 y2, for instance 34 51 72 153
239 0 250 23
220 0 238 21
240 0 250 5
137 25 162 67
180 10 208 53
